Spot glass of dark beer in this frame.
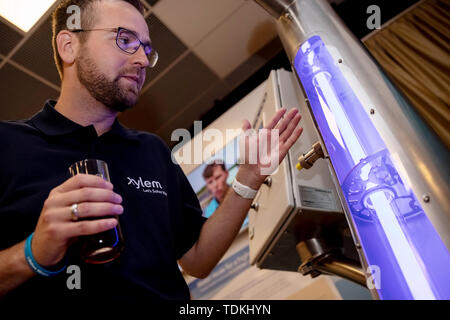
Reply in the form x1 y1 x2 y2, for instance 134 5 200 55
69 159 124 264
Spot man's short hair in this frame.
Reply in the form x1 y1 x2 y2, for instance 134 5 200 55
202 161 227 180
51 0 145 80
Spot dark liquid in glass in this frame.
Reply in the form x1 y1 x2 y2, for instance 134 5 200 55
79 216 124 264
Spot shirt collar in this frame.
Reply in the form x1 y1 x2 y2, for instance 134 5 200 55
109 115 140 141
30 100 139 141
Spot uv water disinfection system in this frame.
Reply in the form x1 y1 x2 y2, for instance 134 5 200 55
248 0 450 300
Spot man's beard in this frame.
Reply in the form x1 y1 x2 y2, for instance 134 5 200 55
76 53 142 112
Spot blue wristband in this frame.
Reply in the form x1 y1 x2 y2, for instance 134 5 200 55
24 233 67 277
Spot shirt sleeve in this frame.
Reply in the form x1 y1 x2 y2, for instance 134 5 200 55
172 164 207 260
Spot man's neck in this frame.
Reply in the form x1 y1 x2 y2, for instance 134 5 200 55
54 82 118 136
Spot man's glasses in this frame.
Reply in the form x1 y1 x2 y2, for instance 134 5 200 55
71 27 158 68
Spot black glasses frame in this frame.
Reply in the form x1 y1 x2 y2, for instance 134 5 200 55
71 27 158 68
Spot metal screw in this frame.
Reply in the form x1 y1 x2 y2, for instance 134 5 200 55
338 58 343 63
423 195 430 203
355 243 361 249
284 12 290 19
370 108 375 115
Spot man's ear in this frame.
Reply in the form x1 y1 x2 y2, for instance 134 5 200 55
56 30 78 64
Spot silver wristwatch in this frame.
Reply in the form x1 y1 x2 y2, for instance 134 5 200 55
231 178 258 199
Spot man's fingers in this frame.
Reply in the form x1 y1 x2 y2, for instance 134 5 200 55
242 119 252 131
43 202 123 223
54 174 113 194
69 202 123 221
275 108 299 134
282 127 304 155
50 187 122 207
265 108 287 130
279 113 302 143
63 218 118 238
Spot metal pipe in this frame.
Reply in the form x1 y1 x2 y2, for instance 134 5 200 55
315 259 366 286
254 0 295 18
296 238 366 286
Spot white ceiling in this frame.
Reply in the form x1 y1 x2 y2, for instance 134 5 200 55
152 0 277 79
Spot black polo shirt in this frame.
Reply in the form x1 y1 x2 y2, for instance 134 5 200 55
0 100 206 302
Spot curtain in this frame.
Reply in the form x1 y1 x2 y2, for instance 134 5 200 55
364 0 450 149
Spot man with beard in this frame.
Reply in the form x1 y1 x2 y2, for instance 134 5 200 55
0 0 303 303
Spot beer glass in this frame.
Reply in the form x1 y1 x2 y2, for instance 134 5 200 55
69 159 124 264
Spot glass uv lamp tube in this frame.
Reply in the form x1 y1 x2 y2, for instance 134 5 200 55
294 35 450 300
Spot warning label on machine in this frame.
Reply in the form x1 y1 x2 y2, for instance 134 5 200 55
298 185 336 211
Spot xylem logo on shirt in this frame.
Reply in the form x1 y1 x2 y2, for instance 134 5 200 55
127 177 167 196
